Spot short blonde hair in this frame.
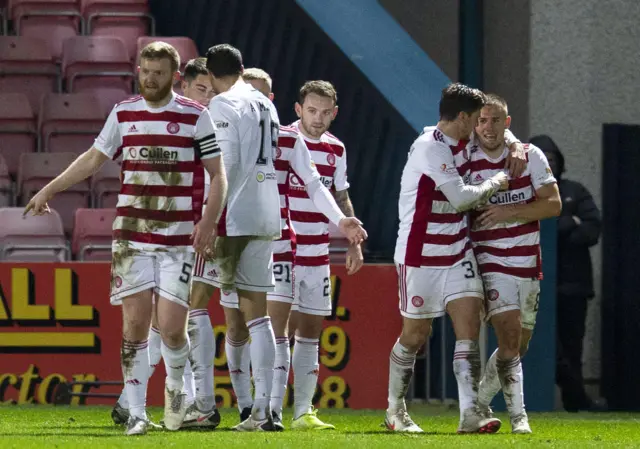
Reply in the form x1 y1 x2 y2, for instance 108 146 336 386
242 67 272 90
140 41 180 73
484 93 509 117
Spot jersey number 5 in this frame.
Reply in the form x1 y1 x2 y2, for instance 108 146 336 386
257 116 278 165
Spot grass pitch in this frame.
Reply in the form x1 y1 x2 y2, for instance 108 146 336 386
1 405 639 448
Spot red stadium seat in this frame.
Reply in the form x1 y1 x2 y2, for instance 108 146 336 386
39 92 105 153
82 0 155 62
0 206 69 261
0 154 13 207
100 90 131 117
8 0 83 61
136 36 198 72
91 158 119 208
0 92 37 178
62 36 134 113
72 207 114 260
0 36 60 116
18 152 90 234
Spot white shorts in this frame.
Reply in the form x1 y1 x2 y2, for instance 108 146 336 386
192 236 275 293
220 261 293 309
482 272 540 330
396 252 484 319
110 249 194 308
291 265 332 317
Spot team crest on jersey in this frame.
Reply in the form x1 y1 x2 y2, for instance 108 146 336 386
290 173 301 186
488 289 500 301
276 147 282 159
167 122 180 134
114 276 123 289
326 153 336 166
411 296 424 307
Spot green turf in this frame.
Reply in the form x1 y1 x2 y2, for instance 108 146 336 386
1 405 639 448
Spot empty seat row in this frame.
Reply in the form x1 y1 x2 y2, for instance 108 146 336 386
0 152 120 232
0 206 114 261
0 35 199 114
0 92 108 176
3 0 154 61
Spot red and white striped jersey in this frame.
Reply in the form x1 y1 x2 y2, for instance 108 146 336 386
94 92 219 252
469 143 556 279
394 126 473 268
287 121 349 267
272 126 322 263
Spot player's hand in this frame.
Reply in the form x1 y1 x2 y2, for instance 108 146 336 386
491 172 510 191
338 217 368 245
345 244 364 275
506 141 527 178
192 219 217 259
477 204 515 228
23 189 52 217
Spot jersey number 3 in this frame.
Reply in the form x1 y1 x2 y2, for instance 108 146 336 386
257 116 278 165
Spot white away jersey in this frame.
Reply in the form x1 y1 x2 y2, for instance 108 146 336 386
207 82 281 238
272 125 322 263
394 126 473 268
469 143 556 279
94 92 219 252
287 121 349 267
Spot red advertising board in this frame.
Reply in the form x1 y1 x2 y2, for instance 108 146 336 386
0 263 400 409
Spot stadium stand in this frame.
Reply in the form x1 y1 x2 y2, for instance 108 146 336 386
39 92 105 153
0 206 69 261
18 151 89 234
8 0 83 61
62 35 134 115
0 154 12 206
0 36 60 115
82 0 155 61
72 207 115 260
91 158 119 209
0 92 37 178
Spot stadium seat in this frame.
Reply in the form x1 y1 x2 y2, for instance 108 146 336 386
0 154 12 206
8 0 83 61
18 152 90 234
0 207 69 261
91 158 119 208
82 0 155 62
99 90 131 116
136 36 198 72
62 36 134 114
39 92 105 153
0 92 37 178
0 36 60 116
72 207 114 260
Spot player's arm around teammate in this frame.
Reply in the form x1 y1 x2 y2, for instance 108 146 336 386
386 84 510 434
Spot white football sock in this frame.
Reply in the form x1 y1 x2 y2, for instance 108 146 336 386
270 336 291 416
387 339 417 413
188 309 216 411
225 335 253 411
453 340 481 420
478 349 501 407
497 356 526 418
162 339 190 391
292 336 320 420
148 326 162 374
183 360 196 406
117 326 161 409
121 339 149 420
247 316 276 420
